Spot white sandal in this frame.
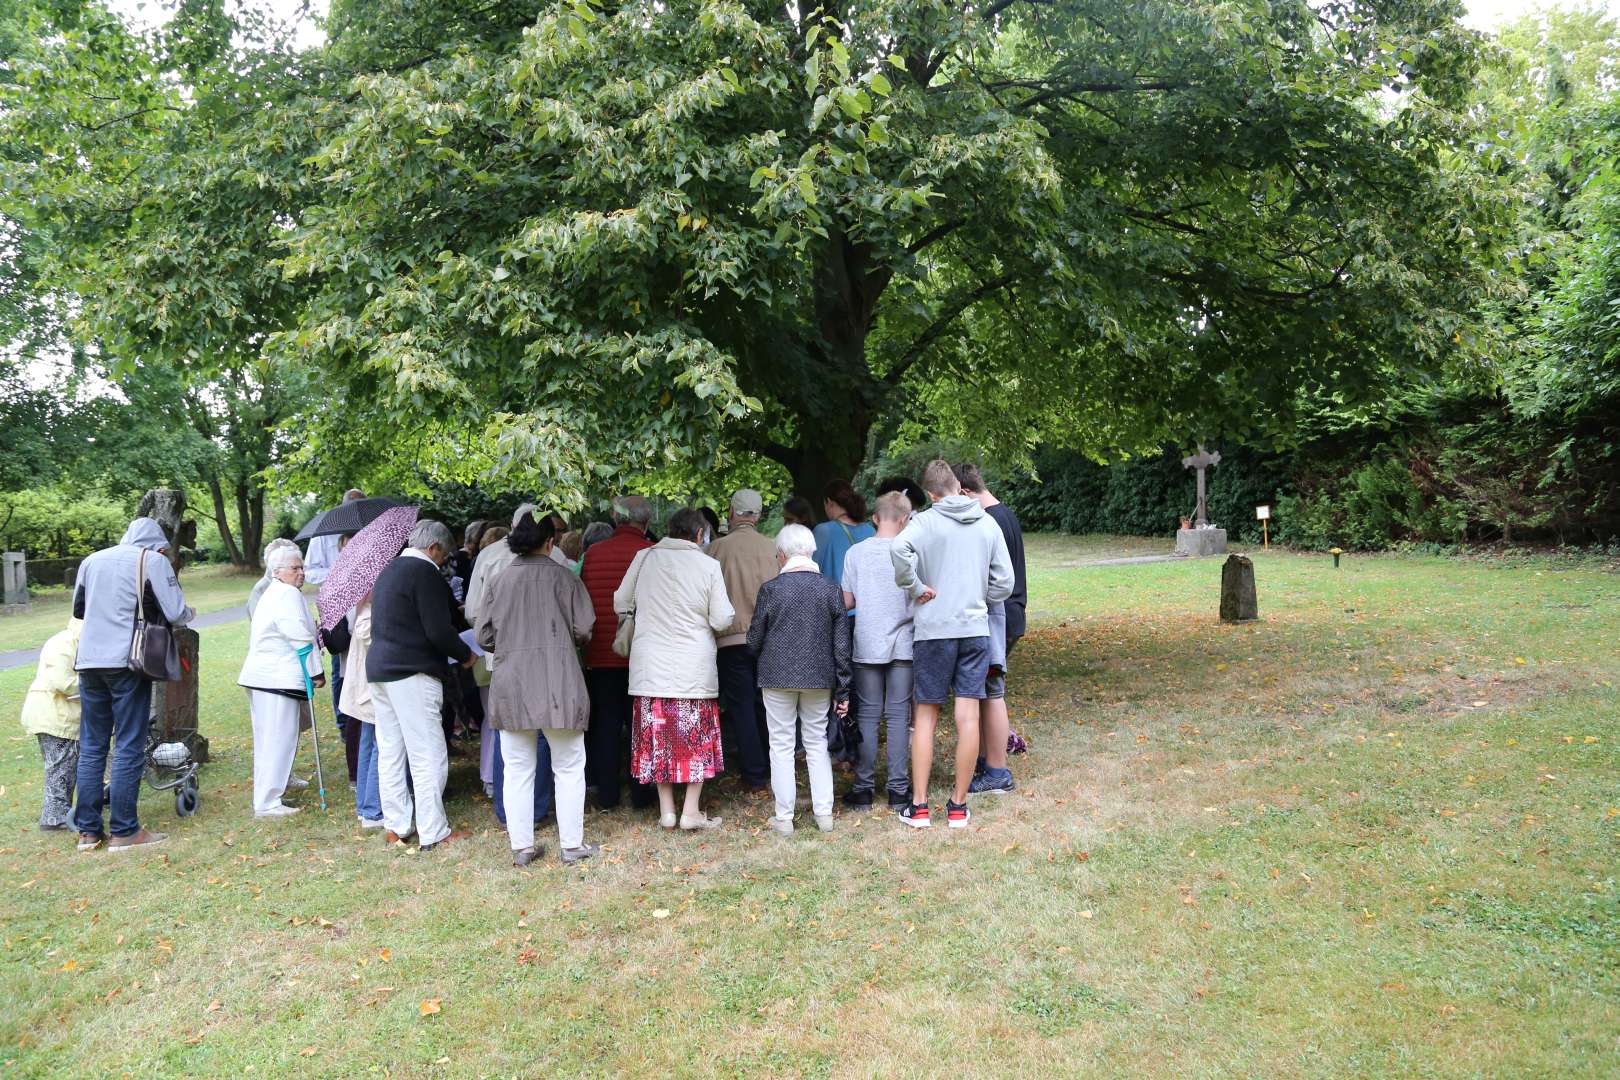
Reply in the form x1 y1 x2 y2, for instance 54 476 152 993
679 812 722 831
659 812 678 830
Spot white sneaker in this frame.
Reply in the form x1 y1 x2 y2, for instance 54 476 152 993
358 817 385 829
767 817 793 836
256 804 299 818
815 815 834 833
678 812 722 831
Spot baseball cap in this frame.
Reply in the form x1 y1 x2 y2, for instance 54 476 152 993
729 489 763 516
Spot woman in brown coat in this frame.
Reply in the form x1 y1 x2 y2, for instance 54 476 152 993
476 511 597 866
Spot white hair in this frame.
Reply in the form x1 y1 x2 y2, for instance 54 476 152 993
775 523 816 560
266 544 304 573
343 488 365 501
408 520 455 553
612 497 652 526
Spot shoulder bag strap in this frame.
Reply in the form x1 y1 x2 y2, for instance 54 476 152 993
134 548 150 628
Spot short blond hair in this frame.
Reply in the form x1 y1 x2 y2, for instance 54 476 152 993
873 491 912 523
921 459 961 497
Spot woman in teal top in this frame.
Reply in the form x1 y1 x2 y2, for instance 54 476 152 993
813 480 875 583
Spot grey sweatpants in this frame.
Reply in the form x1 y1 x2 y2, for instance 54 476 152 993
852 661 913 799
37 733 79 829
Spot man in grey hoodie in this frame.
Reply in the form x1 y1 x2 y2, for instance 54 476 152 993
890 460 1013 829
72 518 193 852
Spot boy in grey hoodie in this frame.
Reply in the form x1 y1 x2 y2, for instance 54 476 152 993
889 460 1013 828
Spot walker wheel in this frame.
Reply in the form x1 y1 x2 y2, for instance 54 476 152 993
175 777 199 818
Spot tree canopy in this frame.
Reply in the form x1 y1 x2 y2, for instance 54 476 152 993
0 0 1578 517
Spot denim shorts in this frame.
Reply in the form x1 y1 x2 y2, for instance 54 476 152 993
913 636 991 704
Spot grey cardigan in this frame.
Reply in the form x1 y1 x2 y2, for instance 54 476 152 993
746 569 852 700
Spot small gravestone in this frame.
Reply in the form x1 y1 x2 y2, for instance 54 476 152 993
2 551 29 613
1220 554 1258 622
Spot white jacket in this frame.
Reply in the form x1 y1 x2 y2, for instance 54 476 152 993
613 538 734 699
238 579 324 692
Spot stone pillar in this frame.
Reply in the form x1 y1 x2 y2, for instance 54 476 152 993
1220 554 1258 622
3 552 28 613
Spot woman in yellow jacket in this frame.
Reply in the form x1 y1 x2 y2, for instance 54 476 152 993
21 618 83 831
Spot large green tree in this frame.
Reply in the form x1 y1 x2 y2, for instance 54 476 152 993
280 0 1508 498
2 0 322 565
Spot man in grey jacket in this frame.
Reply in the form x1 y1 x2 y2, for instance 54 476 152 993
890 460 1013 829
72 518 193 852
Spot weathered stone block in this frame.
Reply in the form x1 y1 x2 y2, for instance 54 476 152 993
1220 554 1258 622
151 626 208 763
1175 527 1228 558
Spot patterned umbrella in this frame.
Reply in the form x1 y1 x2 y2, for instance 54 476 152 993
295 497 404 541
316 505 419 631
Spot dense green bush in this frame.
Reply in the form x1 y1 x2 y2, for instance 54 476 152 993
0 488 133 556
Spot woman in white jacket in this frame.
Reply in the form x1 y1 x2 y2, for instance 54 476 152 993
238 545 325 817
613 508 734 830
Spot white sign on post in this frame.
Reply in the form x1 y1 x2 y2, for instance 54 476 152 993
1255 505 1271 520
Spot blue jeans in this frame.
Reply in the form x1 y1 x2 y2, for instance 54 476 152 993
493 728 553 825
74 669 153 839
356 720 382 821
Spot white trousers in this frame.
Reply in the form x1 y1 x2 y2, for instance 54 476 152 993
501 728 587 852
371 674 450 846
763 688 833 823
249 690 302 814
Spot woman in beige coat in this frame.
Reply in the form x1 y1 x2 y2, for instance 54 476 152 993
476 511 597 866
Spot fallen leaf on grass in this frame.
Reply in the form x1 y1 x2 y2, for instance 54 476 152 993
651 909 670 920
419 998 442 1017
59 960 78 972
378 948 391 962
1079 910 1094 920
205 1000 221 1013
299 1046 317 1057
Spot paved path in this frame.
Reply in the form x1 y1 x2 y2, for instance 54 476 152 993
0 605 249 672
1068 553 1188 567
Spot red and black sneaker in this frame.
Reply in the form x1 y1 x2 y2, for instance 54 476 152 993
898 802 931 829
946 799 971 829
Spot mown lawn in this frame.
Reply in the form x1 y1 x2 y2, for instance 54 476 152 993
1 538 1615 1077
0 563 262 653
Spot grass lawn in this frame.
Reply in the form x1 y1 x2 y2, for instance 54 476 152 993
0 563 263 653
1 537 1615 1077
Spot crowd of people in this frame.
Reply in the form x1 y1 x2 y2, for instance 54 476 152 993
22 460 1028 865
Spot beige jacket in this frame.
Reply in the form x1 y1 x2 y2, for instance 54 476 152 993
706 522 778 647
613 538 734 699
338 598 375 723
476 555 595 731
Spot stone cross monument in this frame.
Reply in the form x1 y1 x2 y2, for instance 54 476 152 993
1174 445 1228 557
1181 445 1221 527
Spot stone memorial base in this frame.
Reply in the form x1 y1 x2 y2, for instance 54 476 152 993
1175 527 1227 558
1220 554 1259 622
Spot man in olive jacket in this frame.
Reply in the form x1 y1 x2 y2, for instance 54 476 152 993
706 489 777 790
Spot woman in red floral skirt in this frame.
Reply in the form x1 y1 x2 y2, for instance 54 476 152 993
613 508 735 829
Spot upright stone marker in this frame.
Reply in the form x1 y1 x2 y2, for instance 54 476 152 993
140 488 208 762
2 551 29 613
1220 554 1258 622
1175 445 1228 557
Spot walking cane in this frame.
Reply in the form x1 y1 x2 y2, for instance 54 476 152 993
295 643 329 812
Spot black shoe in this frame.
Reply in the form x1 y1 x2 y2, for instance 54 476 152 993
842 789 875 810
887 790 911 809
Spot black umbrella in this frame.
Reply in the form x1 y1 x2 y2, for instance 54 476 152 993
294 497 405 541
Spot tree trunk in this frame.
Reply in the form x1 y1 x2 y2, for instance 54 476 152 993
206 473 246 567
235 479 265 571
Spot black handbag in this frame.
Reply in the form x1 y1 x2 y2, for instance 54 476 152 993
129 548 181 682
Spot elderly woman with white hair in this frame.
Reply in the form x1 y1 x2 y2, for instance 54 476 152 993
365 520 475 852
745 524 852 834
247 538 302 618
237 544 325 818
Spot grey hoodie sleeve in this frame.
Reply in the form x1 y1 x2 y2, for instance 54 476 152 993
890 520 929 600
149 555 191 625
986 526 1014 605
